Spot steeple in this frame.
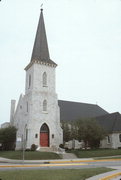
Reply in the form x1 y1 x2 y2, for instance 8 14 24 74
25 9 57 71
31 9 50 61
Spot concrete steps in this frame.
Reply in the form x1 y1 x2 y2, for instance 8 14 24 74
37 146 65 153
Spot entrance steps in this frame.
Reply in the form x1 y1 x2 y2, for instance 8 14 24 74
36 146 65 154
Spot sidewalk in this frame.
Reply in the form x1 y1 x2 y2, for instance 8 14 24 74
0 157 93 164
86 169 121 180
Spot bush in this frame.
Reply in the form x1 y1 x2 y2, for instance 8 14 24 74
25 148 31 151
0 126 17 150
59 144 64 148
31 144 37 151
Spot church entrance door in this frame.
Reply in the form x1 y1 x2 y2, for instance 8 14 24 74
40 123 49 147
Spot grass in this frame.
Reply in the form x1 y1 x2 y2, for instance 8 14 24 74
67 149 121 158
0 168 113 180
95 156 121 160
0 151 62 160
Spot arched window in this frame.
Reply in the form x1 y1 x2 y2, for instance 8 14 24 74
28 74 31 88
43 100 47 111
40 123 49 133
119 134 121 142
26 102 28 112
43 72 47 87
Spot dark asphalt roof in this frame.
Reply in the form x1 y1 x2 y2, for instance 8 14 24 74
96 112 121 133
58 100 108 121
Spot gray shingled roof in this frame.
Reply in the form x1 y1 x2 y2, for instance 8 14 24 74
96 112 121 133
31 9 56 66
58 100 108 121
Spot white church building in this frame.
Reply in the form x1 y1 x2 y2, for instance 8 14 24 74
10 9 63 150
9 9 121 150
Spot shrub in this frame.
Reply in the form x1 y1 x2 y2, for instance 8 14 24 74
59 144 64 148
31 144 37 151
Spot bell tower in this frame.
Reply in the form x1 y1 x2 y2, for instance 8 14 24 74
23 9 63 150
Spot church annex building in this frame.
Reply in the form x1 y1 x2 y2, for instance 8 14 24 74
6 9 121 150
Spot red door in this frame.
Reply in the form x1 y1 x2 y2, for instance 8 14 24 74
40 132 49 147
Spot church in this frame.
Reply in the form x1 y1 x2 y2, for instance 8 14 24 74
9 9 121 150
10 9 63 150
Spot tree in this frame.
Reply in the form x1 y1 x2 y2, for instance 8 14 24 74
70 121 79 140
77 118 107 149
62 121 72 142
0 126 17 150
62 120 79 144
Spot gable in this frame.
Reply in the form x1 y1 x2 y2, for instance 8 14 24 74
96 112 121 133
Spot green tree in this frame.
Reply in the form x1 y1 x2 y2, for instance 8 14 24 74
62 121 71 142
0 126 17 150
70 121 79 140
77 118 107 149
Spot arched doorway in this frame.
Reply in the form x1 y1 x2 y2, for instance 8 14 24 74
40 123 49 147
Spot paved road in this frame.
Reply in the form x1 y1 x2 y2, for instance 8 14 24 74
0 159 121 170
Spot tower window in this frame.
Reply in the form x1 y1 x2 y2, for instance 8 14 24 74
43 72 47 87
28 74 31 88
43 100 47 111
27 102 29 112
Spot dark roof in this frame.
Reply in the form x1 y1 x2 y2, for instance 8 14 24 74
31 9 56 66
96 112 121 133
58 100 108 121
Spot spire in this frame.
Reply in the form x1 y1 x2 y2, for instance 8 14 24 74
31 9 50 61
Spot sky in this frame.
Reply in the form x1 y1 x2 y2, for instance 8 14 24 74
0 0 121 125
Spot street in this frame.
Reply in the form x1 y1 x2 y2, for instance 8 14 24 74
0 159 121 170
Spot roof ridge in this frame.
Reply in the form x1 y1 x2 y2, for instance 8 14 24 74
58 99 97 106
96 112 119 119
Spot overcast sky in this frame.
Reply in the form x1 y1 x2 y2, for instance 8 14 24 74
0 0 121 125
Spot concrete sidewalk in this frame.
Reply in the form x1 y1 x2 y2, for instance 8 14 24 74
86 168 121 180
0 157 93 164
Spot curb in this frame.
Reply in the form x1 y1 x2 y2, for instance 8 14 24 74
99 172 121 180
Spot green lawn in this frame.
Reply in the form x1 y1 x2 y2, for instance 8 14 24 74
0 151 62 160
67 149 121 158
0 168 113 180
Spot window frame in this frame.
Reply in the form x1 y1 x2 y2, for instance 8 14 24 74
43 72 47 87
28 74 31 88
43 100 47 112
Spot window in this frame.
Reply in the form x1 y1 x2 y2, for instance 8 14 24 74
40 123 49 133
119 134 121 142
35 134 38 138
52 134 54 139
27 102 28 112
43 100 47 111
28 74 31 88
107 135 111 144
43 72 47 87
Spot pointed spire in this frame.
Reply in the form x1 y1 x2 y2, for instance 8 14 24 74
31 9 50 61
